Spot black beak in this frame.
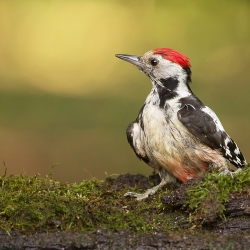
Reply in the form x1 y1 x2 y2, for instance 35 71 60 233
115 54 143 68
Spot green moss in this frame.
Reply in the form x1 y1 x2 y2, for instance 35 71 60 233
2 165 249 234
186 165 250 222
0 170 178 234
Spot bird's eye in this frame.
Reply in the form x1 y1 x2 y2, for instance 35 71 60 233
150 58 159 66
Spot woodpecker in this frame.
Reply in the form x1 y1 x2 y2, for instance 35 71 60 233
115 48 247 200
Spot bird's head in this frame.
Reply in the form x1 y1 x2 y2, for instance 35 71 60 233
116 48 192 88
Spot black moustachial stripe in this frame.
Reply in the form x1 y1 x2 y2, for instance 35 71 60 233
160 77 179 90
156 77 179 108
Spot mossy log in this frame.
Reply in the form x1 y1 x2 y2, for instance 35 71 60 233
0 168 250 249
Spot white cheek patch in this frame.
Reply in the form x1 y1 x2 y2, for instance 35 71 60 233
154 60 183 80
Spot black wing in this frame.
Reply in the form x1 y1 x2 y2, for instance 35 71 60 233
177 96 246 168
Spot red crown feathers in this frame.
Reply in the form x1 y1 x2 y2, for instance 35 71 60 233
153 48 191 68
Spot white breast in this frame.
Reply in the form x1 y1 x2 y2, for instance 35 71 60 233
141 97 187 168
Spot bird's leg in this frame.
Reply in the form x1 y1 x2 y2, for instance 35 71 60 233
124 169 174 201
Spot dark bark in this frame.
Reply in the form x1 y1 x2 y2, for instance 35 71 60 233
1 230 250 250
1 174 250 249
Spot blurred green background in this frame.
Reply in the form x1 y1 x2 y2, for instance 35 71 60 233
0 0 249 183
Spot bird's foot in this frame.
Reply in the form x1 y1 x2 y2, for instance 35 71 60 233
124 184 161 201
219 167 242 178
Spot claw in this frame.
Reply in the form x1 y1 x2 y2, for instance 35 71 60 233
219 167 242 178
124 169 175 200
124 184 161 201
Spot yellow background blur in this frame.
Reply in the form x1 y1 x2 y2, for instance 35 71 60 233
0 0 249 183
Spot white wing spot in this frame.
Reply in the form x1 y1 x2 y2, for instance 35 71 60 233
225 148 232 157
224 137 231 145
234 147 240 155
236 156 241 164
